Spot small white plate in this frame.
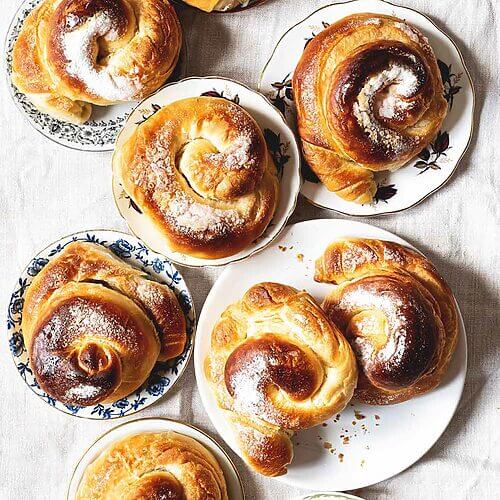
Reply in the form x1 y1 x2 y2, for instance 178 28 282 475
5 0 187 152
67 417 245 499
259 0 475 216
194 219 467 491
112 76 301 268
7 230 196 419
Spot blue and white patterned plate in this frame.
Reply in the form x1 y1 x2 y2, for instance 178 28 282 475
7 230 196 419
5 0 187 152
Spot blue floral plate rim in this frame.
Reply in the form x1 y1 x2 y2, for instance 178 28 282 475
7 229 196 420
4 0 188 152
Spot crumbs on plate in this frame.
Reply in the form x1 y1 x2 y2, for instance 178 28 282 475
309 408 382 464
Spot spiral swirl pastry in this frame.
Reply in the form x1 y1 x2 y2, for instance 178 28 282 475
315 238 459 405
21 242 186 406
114 96 280 259
205 282 357 476
293 13 447 203
76 431 228 499
11 0 182 124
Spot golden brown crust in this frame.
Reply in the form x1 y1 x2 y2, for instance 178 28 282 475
315 238 459 405
21 241 186 406
293 13 447 203
11 0 181 124
114 97 280 260
205 282 357 476
183 0 241 11
75 431 228 499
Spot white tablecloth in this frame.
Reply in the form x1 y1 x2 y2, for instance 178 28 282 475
0 1 498 498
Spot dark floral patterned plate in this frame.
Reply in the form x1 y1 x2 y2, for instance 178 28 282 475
7 230 196 419
259 0 475 216
5 0 187 152
112 76 301 268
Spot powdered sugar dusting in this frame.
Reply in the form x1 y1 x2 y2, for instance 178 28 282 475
207 134 256 171
137 133 253 238
65 384 102 400
228 353 273 419
364 18 382 26
353 64 419 151
168 194 243 235
395 22 421 44
40 298 141 354
62 12 139 101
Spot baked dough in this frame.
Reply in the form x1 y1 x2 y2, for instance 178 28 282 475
293 13 447 203
76 431 228 499
22 241 186 406
11 0 182 124
183 0 244 12
114 96 279 260
205 282 357 476
315 238 459 405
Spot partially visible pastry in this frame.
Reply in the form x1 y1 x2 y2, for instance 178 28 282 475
315 238 459 405
11 0 182 124
114 96 280 260
76 431 228 499
205 282 357 476
22 242 186 406
183 0 248 12
293 13 447 203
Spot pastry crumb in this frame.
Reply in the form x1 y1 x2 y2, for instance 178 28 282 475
354 410 366 420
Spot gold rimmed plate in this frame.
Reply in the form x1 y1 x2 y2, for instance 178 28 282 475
259 0 475 216
67 417 245 499
112 76 301 268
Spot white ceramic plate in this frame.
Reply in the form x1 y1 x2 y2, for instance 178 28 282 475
194 219 467 491
5 0 187 152
67 418 244 499
259 0 475 216
7 230 196 419
112 76 301 268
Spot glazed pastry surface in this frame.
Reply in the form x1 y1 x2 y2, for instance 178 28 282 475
205 282 357 476
12 0 182 123
293 13 447 203
315 238 458 405
76 431 228 499
183 0 243 12
114 96 279 259
22 242 186 406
